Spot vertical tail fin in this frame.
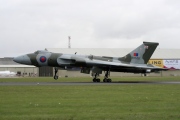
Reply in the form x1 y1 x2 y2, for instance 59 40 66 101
119 42 159 64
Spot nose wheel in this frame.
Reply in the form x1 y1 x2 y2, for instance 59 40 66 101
54 67 58 80
54 75 58 80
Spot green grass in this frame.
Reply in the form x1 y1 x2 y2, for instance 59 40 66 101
0 77 180 119
0 76 180 82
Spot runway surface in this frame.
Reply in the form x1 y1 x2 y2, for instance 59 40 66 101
1 81 180 86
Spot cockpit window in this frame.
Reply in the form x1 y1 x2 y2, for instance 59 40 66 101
34 51 39 54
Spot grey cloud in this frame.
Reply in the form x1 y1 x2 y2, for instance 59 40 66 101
0 0 180 57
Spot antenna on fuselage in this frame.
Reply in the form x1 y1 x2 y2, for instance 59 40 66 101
68 36 71 49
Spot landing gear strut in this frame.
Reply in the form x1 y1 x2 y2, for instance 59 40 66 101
103 70 112 82
93 73 100 82
144 73 147 76
54 67 58 80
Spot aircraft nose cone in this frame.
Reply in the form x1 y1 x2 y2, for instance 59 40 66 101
13 55 32 65
13 56 23 63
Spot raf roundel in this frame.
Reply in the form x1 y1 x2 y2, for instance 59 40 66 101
40 56 46 63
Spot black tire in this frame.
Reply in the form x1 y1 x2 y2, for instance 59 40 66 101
106 79 112 82
103 78 107 82
97 79 100 82
93 78 97 82
54 76 58 80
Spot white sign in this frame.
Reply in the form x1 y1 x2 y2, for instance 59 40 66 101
163 60 180 69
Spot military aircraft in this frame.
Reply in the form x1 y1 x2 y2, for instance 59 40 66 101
13 42 167 82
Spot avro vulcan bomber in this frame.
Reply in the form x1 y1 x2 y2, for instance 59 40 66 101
13 42 167 82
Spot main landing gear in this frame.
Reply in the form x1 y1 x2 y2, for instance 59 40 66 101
54 67 58 80
103 70 112 82
93 73 100 82
144 73 147 76
92 70 112 83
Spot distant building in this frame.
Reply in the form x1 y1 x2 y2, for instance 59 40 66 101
0 57 38 77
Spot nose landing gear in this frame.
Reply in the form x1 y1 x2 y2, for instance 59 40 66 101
54 67 58 80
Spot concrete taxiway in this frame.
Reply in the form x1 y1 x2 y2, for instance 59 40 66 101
0 81 180 86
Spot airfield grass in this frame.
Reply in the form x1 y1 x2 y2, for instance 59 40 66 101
0 77 180 120
1 76 180 82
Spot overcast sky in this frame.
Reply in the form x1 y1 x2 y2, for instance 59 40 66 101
0 0 180 57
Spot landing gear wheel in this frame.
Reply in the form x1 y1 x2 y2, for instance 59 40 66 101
103 78 112 82
93 78 100 82
93 78 97 82
103 78 107 82
97 78 100 82
92 73 100 82
54 75 58 80
103 69 112 82
107 79 112 82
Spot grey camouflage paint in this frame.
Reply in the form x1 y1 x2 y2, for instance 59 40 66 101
118 42 159 64
14 42 165 74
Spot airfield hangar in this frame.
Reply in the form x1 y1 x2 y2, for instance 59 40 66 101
0 48 180 77
0 57 38 77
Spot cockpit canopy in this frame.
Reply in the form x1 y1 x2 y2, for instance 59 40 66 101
34 50 50 54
